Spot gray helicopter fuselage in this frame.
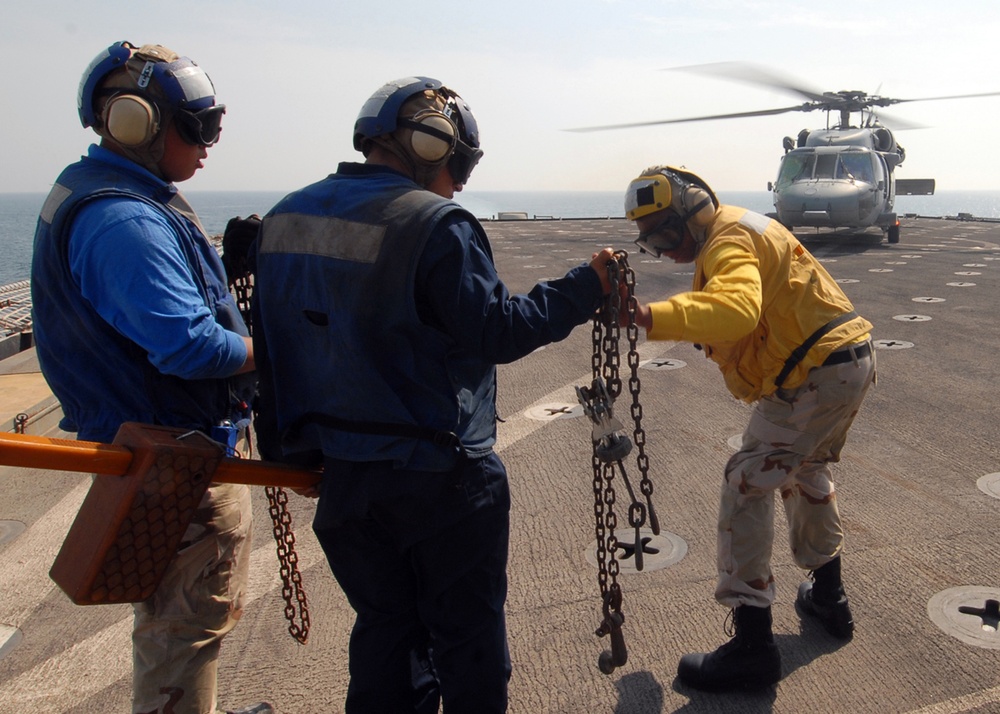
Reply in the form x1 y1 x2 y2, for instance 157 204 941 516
771 127 900 233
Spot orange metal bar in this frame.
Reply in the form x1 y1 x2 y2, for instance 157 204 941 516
0 431 321 490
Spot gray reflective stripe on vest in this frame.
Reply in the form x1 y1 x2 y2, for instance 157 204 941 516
166 190 210 239
260 212 385 264
40 184 73 225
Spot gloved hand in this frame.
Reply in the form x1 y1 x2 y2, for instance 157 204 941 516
222 214 262 284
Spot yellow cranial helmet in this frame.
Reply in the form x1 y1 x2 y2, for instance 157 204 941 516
624 165 717 226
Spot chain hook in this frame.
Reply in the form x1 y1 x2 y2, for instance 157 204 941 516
578 250 659 674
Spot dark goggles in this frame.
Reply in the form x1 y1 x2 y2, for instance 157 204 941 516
448 141 483 185
173 104 226 146
633 212 686 257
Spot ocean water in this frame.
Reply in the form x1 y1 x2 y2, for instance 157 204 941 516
3 189 1000 287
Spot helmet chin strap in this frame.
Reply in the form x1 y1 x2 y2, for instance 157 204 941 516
371 134 441 188
97 125 170 180
687 221 709 253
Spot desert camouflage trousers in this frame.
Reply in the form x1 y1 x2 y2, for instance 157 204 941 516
132 481 253 714
716 344 876 609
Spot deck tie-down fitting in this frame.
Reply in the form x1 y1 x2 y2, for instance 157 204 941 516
958 599 1000 632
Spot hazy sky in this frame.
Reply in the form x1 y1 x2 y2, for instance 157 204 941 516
4 1 1000 195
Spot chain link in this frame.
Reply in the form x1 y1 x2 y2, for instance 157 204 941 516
624 266 659 535
231 274 254 333
229 269 310 645
265 485 311 644
581 250 659 673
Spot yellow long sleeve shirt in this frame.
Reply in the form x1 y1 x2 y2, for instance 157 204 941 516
647 205 872 402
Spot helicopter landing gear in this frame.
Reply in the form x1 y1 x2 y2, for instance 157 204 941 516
887 223 900 244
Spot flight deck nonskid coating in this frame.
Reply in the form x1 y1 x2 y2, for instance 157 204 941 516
2 216 1000 713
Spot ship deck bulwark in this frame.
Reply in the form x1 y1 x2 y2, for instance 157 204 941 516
2 216 1000 713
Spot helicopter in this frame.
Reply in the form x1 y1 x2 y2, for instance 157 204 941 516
572 63 1000 243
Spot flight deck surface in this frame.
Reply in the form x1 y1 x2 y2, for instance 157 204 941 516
2 216 999 713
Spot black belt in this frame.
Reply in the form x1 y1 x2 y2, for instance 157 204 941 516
822 341 872 366
774 311 859 388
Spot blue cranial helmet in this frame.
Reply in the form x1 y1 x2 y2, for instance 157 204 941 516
353 76 483 185
77 41 224 146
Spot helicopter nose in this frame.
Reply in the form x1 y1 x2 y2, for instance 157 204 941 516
777 181 876 227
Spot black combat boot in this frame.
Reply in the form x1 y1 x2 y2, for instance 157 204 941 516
796 556 854 640
677 605 782 691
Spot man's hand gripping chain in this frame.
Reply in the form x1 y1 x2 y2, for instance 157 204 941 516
575 250 660 675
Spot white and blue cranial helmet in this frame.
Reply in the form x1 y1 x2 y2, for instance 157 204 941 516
78 41 225 148
353 76 483 186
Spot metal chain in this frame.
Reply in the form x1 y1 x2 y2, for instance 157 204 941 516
601 259 623 398
265 485 311 644
229 269 311 645
231 273 254 333
624 267 659 536
578 250 659 674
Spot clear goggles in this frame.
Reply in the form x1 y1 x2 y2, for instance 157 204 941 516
173 104 226 146
633 212 686 257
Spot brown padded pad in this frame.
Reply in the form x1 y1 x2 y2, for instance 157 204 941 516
49 423 222 605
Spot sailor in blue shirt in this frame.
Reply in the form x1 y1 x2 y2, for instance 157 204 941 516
31 42 269 714
253 77 615 714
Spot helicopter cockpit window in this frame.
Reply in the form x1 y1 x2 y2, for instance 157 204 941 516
838 153 874 183
775 153 813 189
815 154 838 179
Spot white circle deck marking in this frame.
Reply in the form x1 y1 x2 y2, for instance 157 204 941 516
893 315 932 322
869 268 894 273
836 278 860 284
946 282 977 287
976 473 1000 500
912 297 946 303
640 358 687 371
525 403 583 421
874 339 914 350
585 527 687 573
928 586 1000 649
955 271 981 276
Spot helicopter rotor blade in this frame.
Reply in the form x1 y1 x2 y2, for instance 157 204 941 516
567 103 815 132
664 61 832 103
568 61 1000 134
878 90 1000 106
868 110 926 131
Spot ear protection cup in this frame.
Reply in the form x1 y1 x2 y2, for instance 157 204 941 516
405 109 457 164
104 94 160 147
679 184 715 227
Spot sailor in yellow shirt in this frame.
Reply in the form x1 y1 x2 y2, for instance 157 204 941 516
624 166 875 692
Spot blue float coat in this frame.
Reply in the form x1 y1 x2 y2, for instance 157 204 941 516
253 163 603 471
31 144 252 442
